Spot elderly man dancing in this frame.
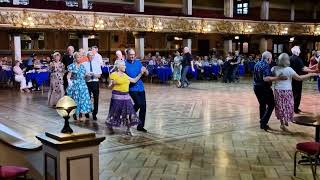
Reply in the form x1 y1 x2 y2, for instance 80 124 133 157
290 46 318 114
253 51 287 131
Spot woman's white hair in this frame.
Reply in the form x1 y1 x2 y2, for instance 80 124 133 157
291 46 300 56
111 59 125 72
277 53 290 67
261 51 272 60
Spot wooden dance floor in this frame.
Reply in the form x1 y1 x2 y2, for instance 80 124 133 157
0 80 319 179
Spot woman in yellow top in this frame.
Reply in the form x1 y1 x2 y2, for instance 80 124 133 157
106 60 146 135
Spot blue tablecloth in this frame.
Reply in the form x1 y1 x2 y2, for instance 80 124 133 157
155 67 172 82
26 72 50 87
188 67 197 78
238 64 245 76
5 70 14 80
212 65 220 75
248 62 256 72
203 66 212 77
101 66 109 73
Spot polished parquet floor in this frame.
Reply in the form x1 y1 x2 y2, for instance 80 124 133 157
0 80 320 180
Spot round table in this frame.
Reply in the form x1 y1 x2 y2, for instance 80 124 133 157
155 67 172 82
26 71 50 87
293 116 320 142
101 66 110 74
188 67 197 79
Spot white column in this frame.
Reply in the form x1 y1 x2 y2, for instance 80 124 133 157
79 0 88 9
223 39 232 56
79 35 89 52
290 3 295 21
224 0 233 18
135 37 145 59
259 38 268 53
135 0 144 13
183 38 192 51
13 35 21 61
260 0 269 20
12 0 19 5
182 0 192 15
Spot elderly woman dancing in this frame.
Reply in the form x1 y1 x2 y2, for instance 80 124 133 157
106 60 146 135
272 53 317 131
48 52 65 107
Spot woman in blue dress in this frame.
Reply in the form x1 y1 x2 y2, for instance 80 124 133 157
66 52 92 122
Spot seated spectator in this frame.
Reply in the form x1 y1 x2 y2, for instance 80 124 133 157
33 58 43 69
194 56 203 67
13 60 32 92
144 53 152 61
0 59 9 84
148 56 156 66
202 56 210 67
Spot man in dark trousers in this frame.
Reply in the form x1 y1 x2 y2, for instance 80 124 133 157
125 49 148 132
83 51 102 120
253 51 287 131
290 46 318 114
181 47 195 88
61 46 74 91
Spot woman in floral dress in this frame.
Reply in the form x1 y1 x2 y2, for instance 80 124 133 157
171 51 182 87
66 52 92 121
272 53 317 131
48 52 65 107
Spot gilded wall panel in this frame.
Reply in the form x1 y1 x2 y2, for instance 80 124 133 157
0 7 318 36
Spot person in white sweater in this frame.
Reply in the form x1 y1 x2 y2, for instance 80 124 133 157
272 53 317 131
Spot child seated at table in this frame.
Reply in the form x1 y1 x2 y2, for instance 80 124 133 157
13 60 32 92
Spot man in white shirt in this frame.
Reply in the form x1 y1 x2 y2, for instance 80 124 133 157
92 46 103 66
83 51 102 120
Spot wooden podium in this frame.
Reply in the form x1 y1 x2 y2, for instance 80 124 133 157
36 130 105 180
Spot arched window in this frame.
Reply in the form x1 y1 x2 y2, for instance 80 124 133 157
235 0 249 15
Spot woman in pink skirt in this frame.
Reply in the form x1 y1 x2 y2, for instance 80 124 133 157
272 53 317 131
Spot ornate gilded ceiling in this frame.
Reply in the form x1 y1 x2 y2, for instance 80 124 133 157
0 7 319 36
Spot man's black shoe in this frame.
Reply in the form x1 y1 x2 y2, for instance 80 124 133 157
85 113 90 118
137 127 147 133
260 125 272 131
92 114 97 121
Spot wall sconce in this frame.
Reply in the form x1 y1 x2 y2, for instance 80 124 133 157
22 16 36 28
289 37 294 42
235 36 240 40
202 24 212 33
94 19 105 30
55 96 77 134
315 26 320 36
244 25 253 33
174 37 183 41
280 27 288 35
153 21 163 31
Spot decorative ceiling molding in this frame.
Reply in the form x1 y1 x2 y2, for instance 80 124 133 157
0 7 318 36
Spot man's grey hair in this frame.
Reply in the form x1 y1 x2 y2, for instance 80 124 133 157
277 53 290 67
261 51 272 60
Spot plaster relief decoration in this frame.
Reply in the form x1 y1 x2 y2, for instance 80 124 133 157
47 12 77 29
0 10 23 27
0 7 318 36
115 15 138 31
289 24 312 35
215 21 237 34
134 16 153 32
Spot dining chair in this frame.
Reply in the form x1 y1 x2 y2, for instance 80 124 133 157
294 141 320 180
